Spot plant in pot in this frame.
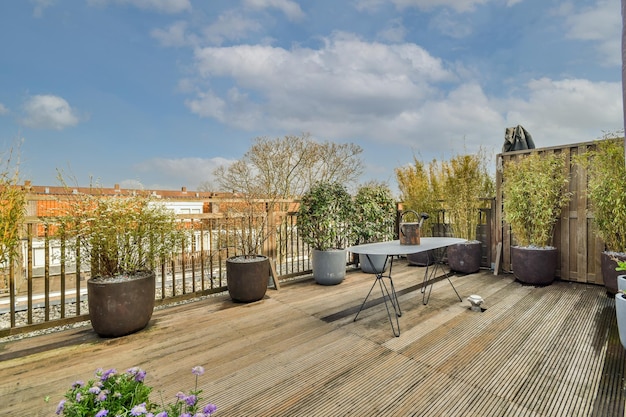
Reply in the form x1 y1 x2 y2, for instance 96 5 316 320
0 147 26 292
395 156 444 266
298 181 355 285
614 259 626 349
575 135 626 294
502 152 571 285
441 148 494 273
353 182 397 274
48 178 186 337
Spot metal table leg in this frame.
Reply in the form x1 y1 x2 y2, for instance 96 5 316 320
354 255 402 337
421 247 462 305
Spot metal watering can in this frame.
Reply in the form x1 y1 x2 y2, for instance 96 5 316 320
399 210 429 245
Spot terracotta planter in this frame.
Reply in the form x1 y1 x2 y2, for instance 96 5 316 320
312 249 346 285
226 255 270 302
87 270 155 338
511 246 557 285
447 241 481 274
601 252 626 295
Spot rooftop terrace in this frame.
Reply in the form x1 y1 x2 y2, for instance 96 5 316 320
1 260 624 416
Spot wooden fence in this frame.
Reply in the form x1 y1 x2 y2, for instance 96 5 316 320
495 140 606 285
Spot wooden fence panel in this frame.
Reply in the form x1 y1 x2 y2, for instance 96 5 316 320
496 141 605 285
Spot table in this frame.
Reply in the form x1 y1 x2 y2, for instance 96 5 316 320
347 237 466 336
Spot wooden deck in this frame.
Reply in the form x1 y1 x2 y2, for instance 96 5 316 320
1 259 625 416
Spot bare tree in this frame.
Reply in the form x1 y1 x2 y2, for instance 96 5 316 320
214 133 364 197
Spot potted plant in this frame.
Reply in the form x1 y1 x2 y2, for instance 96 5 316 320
502 152 572 285
298 181 355 285
615 259 626 349
395 157 444 266
49 178 186 337
576 136 626 293
0 147 26 291
353 182 397 273
441 148 494 273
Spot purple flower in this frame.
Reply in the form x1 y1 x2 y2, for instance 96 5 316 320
95 410 109 417
72 380 85 389
130 402 148 416
185 394 197 407
96 391 108 402
191 366 205 376
89 386 101 395
100 368 117 381
75 392 82 402
180 414 191 417
176 391 186 400
155 412 168 417
55 399 65 415
203 404 217 415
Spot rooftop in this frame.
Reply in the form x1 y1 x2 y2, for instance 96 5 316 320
1 261 624 416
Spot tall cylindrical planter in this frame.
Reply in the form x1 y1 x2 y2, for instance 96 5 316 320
87 270 156 338
601 252 626 295
511 246 557 285
615 290 626 349
447 241 481 274
226 255 270 303
312 249 346 285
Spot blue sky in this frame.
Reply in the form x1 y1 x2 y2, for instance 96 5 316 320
0 0 622 192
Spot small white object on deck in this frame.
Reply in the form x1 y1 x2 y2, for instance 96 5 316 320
467 294 484 312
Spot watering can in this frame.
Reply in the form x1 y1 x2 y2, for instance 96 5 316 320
399 210 429 245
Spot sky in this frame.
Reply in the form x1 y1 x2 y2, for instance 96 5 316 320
0 0 623 193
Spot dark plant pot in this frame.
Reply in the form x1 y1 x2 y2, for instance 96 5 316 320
87 270 155 338
359 253 388 274
601 252 626 295
511 246 557 285
407 250 435 266
226 255 270 303
447 241 481 274
312 249 346 285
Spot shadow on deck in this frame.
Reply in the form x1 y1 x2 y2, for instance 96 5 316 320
1 259 625 416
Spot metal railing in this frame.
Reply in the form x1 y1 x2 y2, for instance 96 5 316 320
1 204 494 337
0 209 313 337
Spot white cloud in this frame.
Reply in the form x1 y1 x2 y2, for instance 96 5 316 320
504 77 622 143
563 0 620 66
134 156 233 189
243 0 305 21
0 103 8 115
151 21 192 47
31 0 54 18
355 0 490 13
21 95 79 130
201 10 263 46
189 33 454 133
87 0 191 14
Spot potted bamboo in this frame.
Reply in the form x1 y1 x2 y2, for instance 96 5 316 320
49 177 186 337
441 149 494 274
298 181 355 285
502 152 571 285
576 136 626 293
395 157 444 266
353 182 396 273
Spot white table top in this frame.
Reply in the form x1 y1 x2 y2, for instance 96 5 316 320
346 237 467 256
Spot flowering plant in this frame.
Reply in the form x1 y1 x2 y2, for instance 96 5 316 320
53 366 217 417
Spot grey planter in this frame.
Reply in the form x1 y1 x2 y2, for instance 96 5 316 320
226 255 270 303
359 253 388 274
312 249 346 285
